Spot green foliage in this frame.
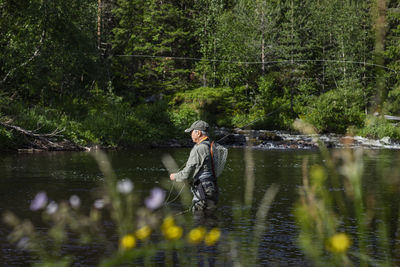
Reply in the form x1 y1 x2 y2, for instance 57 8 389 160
112 0 196 100
8 104 99 146
82 88 175 146
383 1 400 114
0 87 175 148
170 86 234 127
192 0 225 87
294 120 400 266
301 80 367 133
252 75 295 129
0 127 18 150
0 0 99 102
357 115 400 140
168 103 200 132
1 0 399 148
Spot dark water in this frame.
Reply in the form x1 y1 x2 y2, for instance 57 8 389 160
0 148 399 266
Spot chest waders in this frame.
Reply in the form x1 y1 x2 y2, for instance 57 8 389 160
191 141 218 212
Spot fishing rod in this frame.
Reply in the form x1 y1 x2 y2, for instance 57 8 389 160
114 54 398 74
163 103 290 208
216 102 291 144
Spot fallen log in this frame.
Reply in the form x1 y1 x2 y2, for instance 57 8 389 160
384 115 400 121
0 121 88 151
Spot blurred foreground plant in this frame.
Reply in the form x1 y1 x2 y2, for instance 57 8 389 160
2 149 281 266
2 151 224 266
294 119 400 266
225 143 280 266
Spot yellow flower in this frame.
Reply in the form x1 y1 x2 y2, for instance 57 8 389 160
310 164 326 184
135 225 152 240
327 233 351 253
187 227 206 244
163 225 183 240
120 234 136 249
204 228 221 246
161 216 175 231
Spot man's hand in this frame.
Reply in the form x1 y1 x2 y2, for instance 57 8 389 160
169 173 175 181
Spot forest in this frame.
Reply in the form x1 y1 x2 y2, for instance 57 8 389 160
1 0 400 149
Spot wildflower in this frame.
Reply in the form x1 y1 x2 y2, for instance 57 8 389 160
204 228 221 246
30 191 48 211
117 179 134 194
161 216 175 231
135 225 152 240
69 195 81 209
145 187 166 210
163 225 183 240
94 199 105 209
120 234 136 249
327 233 351 253
187 227 206 244
310 165 326 184
46 201 58 214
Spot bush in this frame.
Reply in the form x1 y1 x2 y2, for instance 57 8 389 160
357 115 400 140
170 87 234 128
168 103 200 133
300 81 366 133
0 88 177 149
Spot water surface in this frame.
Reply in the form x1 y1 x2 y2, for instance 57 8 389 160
0 148 398 265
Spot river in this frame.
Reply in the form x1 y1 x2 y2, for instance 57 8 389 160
0 147 399 265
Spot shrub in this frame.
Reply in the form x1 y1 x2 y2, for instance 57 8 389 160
170 87 234 128
357 115 400 140
301 81 366 133
168 103 200 132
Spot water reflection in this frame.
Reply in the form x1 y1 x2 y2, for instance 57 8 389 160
0 148 398 265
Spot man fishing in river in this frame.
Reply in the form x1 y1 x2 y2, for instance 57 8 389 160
169 120 218 219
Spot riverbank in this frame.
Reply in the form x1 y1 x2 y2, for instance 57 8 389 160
1 104 399 153
161 128 400 150
7 127 400 153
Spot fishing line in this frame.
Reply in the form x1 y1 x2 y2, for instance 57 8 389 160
163 183 175 205
174 207 192 216
155 52 384 207
216 102 291 144
172 102 289 173
163 103 288 207
163 183 186 206
113 54 398 74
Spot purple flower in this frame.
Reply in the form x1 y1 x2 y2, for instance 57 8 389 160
30 191 48 211
145 187 166 210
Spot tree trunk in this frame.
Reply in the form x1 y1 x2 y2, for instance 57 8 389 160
372 0 388 113
97 0 102 50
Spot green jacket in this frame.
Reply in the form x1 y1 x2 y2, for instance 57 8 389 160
174 139 214 182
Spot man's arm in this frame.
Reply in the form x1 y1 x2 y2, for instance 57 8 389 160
170 147 199 182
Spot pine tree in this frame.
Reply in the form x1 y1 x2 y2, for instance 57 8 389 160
275 0 312 112
383 0 400 114
111 0 195 101
0 0 99 103
192 0 225 87
308 0 374 91
214 0 280 88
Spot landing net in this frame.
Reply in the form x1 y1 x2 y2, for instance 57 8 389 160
212 142 228 177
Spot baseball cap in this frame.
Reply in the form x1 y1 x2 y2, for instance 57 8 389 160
184 120 209 133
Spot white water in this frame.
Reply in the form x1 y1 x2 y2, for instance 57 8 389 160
220 128 400 150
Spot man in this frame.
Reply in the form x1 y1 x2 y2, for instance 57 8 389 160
169 120 218 216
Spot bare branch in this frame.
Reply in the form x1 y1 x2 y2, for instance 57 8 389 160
0 120 87 151
1 30 46 85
